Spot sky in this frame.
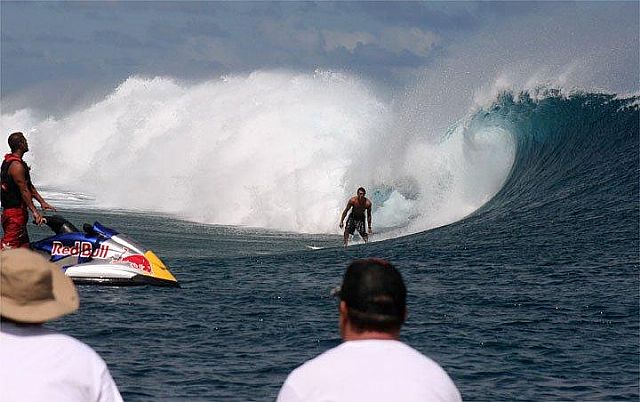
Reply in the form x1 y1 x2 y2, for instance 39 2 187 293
1 1 638 114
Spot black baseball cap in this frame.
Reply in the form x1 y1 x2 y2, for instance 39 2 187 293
333 258 407 329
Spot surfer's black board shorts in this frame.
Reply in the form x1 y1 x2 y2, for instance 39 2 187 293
346 215 367 238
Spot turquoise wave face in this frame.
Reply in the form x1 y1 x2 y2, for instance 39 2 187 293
367 91 638 240
465 92 639 227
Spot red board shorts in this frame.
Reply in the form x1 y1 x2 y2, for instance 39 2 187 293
1 207 30 250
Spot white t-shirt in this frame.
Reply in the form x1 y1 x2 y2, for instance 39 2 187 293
278 339 462 402
0 321 124 402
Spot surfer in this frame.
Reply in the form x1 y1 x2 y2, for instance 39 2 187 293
339 187 372 247
1 132 56 249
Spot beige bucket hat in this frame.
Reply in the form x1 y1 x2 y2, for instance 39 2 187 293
1 248 79 323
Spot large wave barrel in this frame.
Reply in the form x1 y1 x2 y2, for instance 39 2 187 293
1 71 515 236
473 92 638 223
415 91 640 259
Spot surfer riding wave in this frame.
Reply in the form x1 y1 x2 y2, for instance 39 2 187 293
339 187 372 247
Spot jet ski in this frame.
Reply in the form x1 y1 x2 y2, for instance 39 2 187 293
31 215 179 287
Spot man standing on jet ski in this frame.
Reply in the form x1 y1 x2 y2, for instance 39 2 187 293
1 132 56 249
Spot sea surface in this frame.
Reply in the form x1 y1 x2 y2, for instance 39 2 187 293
8 92 640 401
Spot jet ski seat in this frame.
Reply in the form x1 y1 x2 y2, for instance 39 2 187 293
44 215 80 235
83 223 98 236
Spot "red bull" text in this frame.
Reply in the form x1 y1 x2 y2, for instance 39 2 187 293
51 241 109 258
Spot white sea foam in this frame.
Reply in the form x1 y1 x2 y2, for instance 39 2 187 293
1 70 515 236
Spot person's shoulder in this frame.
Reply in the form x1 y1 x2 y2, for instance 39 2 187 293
392 342 461 395
285 343 345 380
3 324 108 365
7 160 25 172
40 327 109 364
392 342 451 371
279 347 343 402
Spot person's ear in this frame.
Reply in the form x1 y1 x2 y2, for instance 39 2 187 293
340 301 348 316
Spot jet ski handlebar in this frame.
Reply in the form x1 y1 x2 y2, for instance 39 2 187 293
39 215 81 235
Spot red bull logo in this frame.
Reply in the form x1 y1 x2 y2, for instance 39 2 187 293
51 241 109 258
122 254 152 273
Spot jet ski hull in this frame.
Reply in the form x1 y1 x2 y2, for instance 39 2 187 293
63 262 180 287
31 216 179 287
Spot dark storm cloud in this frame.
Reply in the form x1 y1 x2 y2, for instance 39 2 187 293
1 32 16 42
146 23 187 45
348 2 481 31
0 1 462 101
93 30 145 49
2 45 43 60
1 1 637 113
33 33 82 44
147 19 228 46
330 43 432 68
123 1 224 17
179 20 228 38
101 56 140 69
475 1 548 18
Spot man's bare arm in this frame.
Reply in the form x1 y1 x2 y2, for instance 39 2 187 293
339 199 354 228
30 184 56 211
9 163 43 223
367 202 372 233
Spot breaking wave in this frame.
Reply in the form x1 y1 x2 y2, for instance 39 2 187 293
1 71 515 235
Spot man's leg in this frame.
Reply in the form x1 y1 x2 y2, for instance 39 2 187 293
359 226 368 243
357 219 368 243
0 212 8 249
1 209 30 249
344 217 355 247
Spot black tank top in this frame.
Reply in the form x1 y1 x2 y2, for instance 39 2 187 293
1 159 31 208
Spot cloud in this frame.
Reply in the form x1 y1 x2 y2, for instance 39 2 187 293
180 36 239 68
352 2 481 31
92 29 145 48
180 19 229 38
329 42 428 69
378 27 440 58
33 33 82 44
1 1 637 113
322 27 440 64
322 31 376 52
257 20 322 54
147 19 228 46
2 45 43 60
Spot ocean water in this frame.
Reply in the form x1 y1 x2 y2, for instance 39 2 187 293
3 88 639 401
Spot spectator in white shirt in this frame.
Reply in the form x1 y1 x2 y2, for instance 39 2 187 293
278 258 462 402
0 248 124 402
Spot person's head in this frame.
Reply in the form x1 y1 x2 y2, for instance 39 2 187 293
0 248 79 324
334 258 407 339
356 187 366 200
8 132 28 153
